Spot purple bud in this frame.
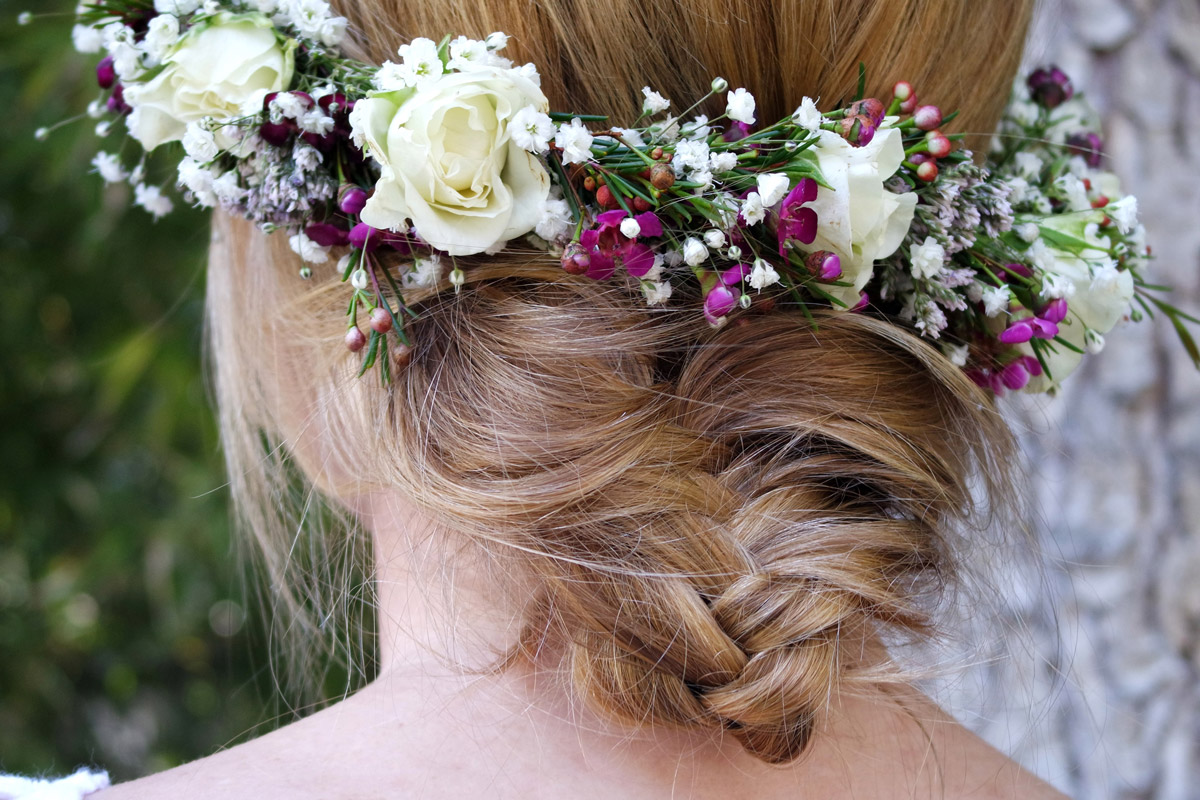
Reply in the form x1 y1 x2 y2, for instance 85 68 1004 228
1000 361 1030 391
1066 132 1104 168
850 98 885 126
1004 262 1033 279
259 120 292 147
1020 355 1044 376
908 152 932 166
1027 65 1074 109
339 187 368 216
998 320 1035 344
850 291 869 312
704 284 738 318
720 263 751 286
106 84 130 115
304 222 349 248
1029 317 1059 340
723 120 752 143
966 369 989 389
349 222 382 251
96 55 116 89
913 105 942 131
805 250 842 281
1040 298 1068 324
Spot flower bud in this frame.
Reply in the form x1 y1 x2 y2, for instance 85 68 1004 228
299 266 313 280
916 160 939 182
392 341 413 368
339 186 368 216
925 131 952 158
998 320 1034 344
350 268 369 290
805 251 842 281
738 292 752 309
1000 361 1030 391
1066 132 1104 168
704 229 726 249
720 262 750 285
449 266 466 292
650 163 675 190
850 98 885 126
892 81 914 102
96 55 116 89
106 84 130 115
369 306 393 334
898 94 918 114
560 242 590 274
725 245 742 260
711 77 729 93
1027 66 1074 109
345 326 367 352
1084 329 1105 354
349 222 381 251
1039 298 1069 324
913 105 942 131
704 284 738 318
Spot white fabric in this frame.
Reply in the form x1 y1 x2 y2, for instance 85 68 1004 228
0 769 110 800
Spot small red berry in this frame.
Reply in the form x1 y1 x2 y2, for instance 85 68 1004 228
583 175 597 192
633 196 652 212
916 160 939 182
892 81 914 102
596 184 620 209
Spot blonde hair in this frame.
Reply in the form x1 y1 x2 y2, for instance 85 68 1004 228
207 0 1033 764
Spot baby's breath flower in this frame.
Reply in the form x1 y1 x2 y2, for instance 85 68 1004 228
725 88 756 125
641 87 670 115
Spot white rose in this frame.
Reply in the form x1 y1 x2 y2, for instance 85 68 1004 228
1018 248 1133 393
351 66 552 256
123 13 295 151
799 127 918 307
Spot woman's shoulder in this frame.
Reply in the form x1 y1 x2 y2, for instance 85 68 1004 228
89 678 1072 800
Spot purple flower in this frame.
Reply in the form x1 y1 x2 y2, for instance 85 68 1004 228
804 250 842 281
1039 298 1068 324
349 222 382 252
704 283 738 324
998 320 1034 344
1000 360 1031 391
776 178 818 256
578 210 664 280
723 120 753 143
96 56 116 90
305 222 350 247
1066 132 1104 168
1027 66 1074 109
339 187 368 216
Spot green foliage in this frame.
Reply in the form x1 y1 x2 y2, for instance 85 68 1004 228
0 1 270 781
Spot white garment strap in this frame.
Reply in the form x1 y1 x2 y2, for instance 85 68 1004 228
0 769 110 800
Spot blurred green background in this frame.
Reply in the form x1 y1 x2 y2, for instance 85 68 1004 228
0 2 272 781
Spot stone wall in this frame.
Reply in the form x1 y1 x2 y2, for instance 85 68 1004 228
941 1 1200 797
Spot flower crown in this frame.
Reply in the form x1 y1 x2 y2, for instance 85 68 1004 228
56 0 1199 393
